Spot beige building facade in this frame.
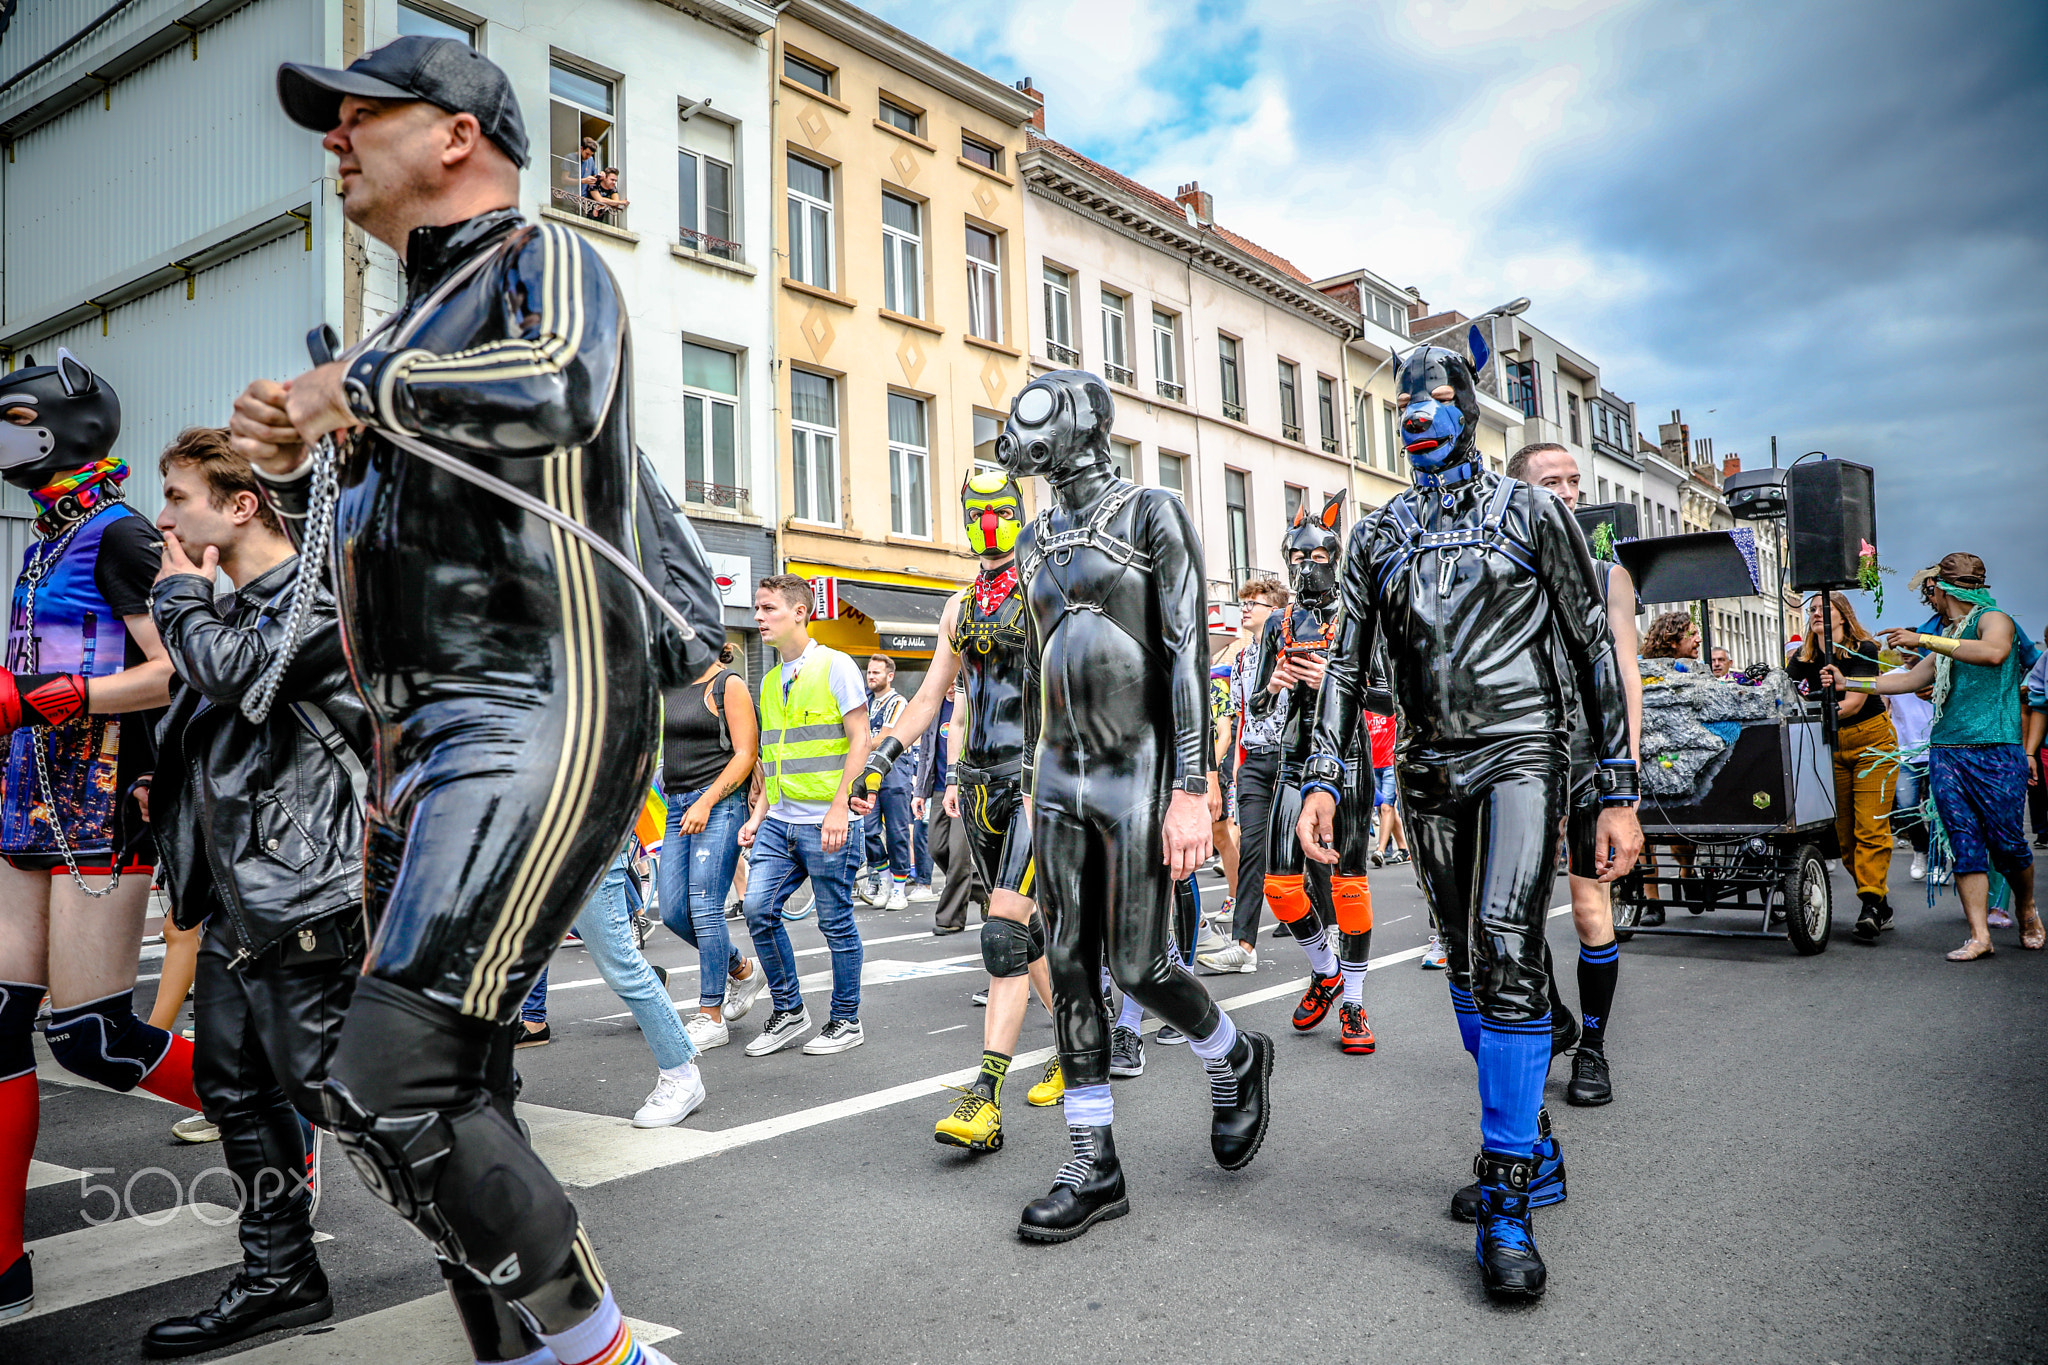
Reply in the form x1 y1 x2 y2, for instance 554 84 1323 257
771 0 1038 677
1018 134 1356 633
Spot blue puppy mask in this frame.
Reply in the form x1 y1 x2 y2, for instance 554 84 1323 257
1394 346 1480 473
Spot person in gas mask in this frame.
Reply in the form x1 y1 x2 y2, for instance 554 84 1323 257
0 350 188 1322
1298 345 1640 1301
1247 493 1379 1054
999 370 1273 1244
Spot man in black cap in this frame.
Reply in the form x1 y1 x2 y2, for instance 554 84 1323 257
228 37 676 1365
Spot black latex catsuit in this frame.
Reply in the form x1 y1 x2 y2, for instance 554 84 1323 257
1003 372 1219 1088
261 208 655 1345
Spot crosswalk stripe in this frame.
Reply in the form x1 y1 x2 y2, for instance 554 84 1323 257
212 1295 678 1362
27 1158 80 1190
549 928 946 994
19 1204 330 1320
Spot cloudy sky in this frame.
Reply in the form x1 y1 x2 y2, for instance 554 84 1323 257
873 0 2048 639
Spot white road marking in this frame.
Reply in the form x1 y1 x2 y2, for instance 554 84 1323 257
548 929 947 993
213 1295 677 1362
523 911 1573 1189
27 1158 81 1189
18 1205 330 1320
35 1059 182 1104
926 1024 968 1035
585 950 985 1021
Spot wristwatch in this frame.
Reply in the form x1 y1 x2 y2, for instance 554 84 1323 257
1174 775 1209 796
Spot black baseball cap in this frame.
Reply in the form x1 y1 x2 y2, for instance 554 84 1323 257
278 36 530 168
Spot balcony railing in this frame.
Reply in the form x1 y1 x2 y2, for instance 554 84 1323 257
1156 379 1184 402
1321 435 1340 454
1046 342 1079 366
678 226 744 263
1105 363 1134 387
1223 401 1246 423
553 155 628 230
1282 423 1303 444
685 481 752 515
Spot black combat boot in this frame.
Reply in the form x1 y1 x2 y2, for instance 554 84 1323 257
1019 1124 1128 1243
1208 1030 1274 1170
143 1262 332 1357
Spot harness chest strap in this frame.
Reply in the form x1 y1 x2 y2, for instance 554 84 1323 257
1021 480 1151 582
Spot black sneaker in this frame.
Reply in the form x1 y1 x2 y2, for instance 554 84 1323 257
1852 895 1884 944
1566 1047 1612 1106
743 1007 812 1057
0 1251 30 1321
1155 1024 1187 1045
971 989 989 1007
1108 1025 1145 1078
514 1021 551 1049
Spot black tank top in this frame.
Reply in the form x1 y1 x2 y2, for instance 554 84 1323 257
663 671 739 795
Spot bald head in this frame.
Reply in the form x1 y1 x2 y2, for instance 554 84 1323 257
324 96 520 257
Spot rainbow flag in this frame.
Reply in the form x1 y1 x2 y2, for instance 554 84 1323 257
634 785 668 851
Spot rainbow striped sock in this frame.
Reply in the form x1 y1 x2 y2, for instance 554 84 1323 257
538 1289 672 1365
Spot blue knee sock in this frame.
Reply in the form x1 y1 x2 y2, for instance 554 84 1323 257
1447 983 1481 1058
1476 1016 1552 1157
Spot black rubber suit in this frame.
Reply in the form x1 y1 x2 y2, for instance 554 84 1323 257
1250 495 1377 1039
261 208 656 1348
1303 345 1635 1299
1001 370 1271 1243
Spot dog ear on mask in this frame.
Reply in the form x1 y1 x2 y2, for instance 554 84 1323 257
1320 491 1344 530
1291 501 1308 528
55 348 97 398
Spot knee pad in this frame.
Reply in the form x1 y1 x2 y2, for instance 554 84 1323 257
44 989 168 1092
1265 874 1311 925
0 981 41 1081
982 916 1037 978
1331 875 1374 934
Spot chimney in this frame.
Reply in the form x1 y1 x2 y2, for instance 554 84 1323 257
1405 287 1426 321
1722 452 1741 480
1175 181 1214 225
1014 78 1044 132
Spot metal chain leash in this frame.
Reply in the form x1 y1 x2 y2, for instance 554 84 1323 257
242 436 341 725
19 496 123 897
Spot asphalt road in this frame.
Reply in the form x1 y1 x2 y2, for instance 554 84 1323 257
8 848 2047 1364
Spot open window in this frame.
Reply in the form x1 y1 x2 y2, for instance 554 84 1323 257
550 59 620 226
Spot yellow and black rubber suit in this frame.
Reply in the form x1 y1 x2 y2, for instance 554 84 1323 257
1005 371 1221 1089
260 208 654 1347
949 565 1036 898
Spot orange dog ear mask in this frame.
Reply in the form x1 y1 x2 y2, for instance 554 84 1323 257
1283 490 1345 607
961 468 1023 558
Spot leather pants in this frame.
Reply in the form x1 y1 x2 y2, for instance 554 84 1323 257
1402 734 1566 1025
192 919 359 1277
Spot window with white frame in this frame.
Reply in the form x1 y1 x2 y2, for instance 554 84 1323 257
1224 468 1251 585
1284 483 1305 525
1042 266 1076 364
681 342 741 509
1110 439 1137 481
972 411 1005 475
1100 291 1131 386
1278 360 1302 442
1152 309 1181 400
398 2 475 44
786 155 833 289
790 369 838 525
882 193 922 317
966 225 1001 342
888 393 930 538
677 115 736 259
1158 450 1187 497
784 51 833 95
1318 375 1338 453
549 60 618 223
1383 401 1402 473
1219 335 1244 422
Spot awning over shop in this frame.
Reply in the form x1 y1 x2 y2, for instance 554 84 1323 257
805 577 952 657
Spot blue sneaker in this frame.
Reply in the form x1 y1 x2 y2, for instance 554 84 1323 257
1473 1151 1547 1300
1451 1108 1564 1222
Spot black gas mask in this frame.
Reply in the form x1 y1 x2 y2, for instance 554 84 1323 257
996 369 1116 482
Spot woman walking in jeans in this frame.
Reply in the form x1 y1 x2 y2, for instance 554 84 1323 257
662 646 767 1050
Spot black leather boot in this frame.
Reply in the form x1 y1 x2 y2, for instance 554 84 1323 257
1550 1004 1581 1059
1452 1108 1566 1222
1472 1150 1548 1301
1208 1030 1274 1170
0 1251 30 1320
1019 1124 1128 1243
143 1262 332 1357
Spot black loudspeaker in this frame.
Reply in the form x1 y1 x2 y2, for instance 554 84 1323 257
1786 459 1875 591
1573 501 1639 549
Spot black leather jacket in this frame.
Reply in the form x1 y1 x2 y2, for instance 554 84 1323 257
1312 473 1629 768
151 557 371 961
263 208 642 712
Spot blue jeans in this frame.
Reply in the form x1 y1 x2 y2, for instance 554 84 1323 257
522 970 548 1023
913 805 932 883
577 843 696 1070
659 787 747 1008
744 817 863 1021
1893 759 1929 854
863 782 915 880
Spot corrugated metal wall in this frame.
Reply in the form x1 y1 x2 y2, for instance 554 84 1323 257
3 0 320 325
5 229 316 546
0 0 173 88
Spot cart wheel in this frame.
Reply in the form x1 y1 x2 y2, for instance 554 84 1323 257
1610 891 1639 944
1781 844 1832 955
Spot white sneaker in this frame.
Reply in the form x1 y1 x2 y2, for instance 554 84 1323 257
885 884 910 911
1194 924 1232 957
801 1017 865 1054
171 1113 221 1144
633 1066 706 1128
907 882 937 903
684 1012 730 1049
1420 935 1448 970
1197 942 1258 974
1910 852 1927 881
744 1007 812 1056
723 958 767 1023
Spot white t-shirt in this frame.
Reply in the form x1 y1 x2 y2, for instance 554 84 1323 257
766 641 869 825
1883 668 1932 751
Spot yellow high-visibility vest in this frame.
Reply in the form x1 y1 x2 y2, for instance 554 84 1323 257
760 646 853 806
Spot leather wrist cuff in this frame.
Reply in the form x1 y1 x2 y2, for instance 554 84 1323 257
1301 780 1343 805
1302 753 1346 789
1595 759 1640 804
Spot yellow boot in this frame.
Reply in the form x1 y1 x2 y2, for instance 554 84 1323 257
1025 1056 1065 1107
935 1091 1003 1152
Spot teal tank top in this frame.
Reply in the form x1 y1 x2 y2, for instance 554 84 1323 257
1929 611 2021 746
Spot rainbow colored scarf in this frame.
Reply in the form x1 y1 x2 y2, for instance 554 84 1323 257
30 454 128 534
